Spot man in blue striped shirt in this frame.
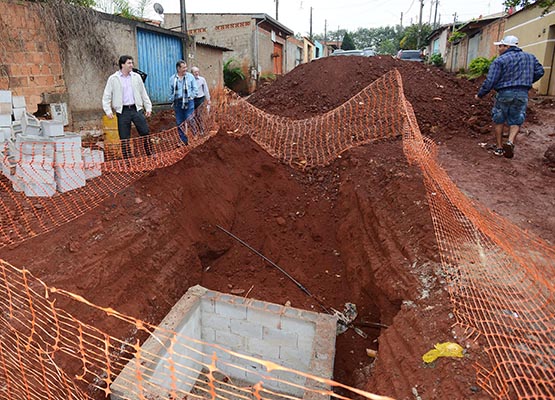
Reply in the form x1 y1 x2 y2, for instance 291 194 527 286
476 35 544 159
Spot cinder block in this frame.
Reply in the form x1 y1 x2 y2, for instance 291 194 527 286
246 307 280 328
0 114 11 126
0 91 11 103
55 168 86 192
0 127 11 142
200 326 216 342
214 301 247 320
40 120 64 137
0 102 12 115
246 337 280 359
280 316 316 338
24 182 56 197
202 313 230 331
262 326 298 347
229 319 263 339
214 330 246 350
12 107 25 121
279 345 311 369
17 164 55 184
11 96 26 109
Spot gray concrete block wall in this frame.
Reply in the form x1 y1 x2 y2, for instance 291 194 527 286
152 306 203 393
112 285 336 399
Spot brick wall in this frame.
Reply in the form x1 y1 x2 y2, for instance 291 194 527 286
0 0 67 113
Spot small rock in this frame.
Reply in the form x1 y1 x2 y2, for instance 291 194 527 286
276 216 286 226
284 300 291 307
230 288 245 295
135 197 143 204
544 144 555 165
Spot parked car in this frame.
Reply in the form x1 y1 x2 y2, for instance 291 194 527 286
396 49 423 62
332 48 376 57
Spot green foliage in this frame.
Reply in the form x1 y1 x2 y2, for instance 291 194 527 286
341 32 356 50
223 58 245 88
399 23 432 50
467 56 495 78
448 30 466 43
260 72 276 81
503 0 554 12
315 26 404 55
430 53 444 67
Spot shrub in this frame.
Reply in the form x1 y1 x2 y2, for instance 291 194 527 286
223 58 245 89
430 53 444 67
448 30 466 43
468 56 495 78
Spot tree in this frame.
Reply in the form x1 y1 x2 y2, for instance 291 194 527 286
341 32 356 50
399 23 432 50
503 0 554 11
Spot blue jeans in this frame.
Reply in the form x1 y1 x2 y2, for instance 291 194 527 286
173 99 195 144
492 89 528 126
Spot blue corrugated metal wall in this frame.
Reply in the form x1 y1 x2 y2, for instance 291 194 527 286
137 29 183 104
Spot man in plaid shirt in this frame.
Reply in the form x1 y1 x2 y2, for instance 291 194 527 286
476 35 544 159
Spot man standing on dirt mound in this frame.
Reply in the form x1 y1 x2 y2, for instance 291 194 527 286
475 35 544 159
102 55 153 159
169 60 198 145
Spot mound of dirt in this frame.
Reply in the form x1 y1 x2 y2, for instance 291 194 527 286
247 56 496 138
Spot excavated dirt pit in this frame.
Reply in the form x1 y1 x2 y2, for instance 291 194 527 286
2 56 554 400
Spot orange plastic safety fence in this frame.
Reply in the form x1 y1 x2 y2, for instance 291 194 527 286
0 259 393 400
0 106 217 248
0 69 553 399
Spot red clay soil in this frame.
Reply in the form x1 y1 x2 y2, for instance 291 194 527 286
2 56 554 400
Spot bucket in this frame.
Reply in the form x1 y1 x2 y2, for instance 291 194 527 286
102 115 122 159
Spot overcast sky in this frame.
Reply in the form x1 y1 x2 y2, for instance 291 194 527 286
149 0 506 36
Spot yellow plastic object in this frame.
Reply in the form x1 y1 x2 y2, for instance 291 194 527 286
422 342 464 363
102 114 122 159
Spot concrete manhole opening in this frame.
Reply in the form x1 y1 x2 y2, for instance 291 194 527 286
112 285 337 399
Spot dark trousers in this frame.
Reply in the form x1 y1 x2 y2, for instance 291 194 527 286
194 96 205 110
116 105 151 158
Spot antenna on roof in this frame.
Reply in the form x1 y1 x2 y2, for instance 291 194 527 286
153 3 164 14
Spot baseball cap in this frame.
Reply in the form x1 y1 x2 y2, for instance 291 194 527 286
493 35 519 47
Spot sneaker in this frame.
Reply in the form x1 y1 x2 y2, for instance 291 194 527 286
493 148 504 157
503 141 515 159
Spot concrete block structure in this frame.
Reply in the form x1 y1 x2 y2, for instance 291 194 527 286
112 285 337 400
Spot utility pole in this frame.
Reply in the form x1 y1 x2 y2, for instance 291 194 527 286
433 0 439 28
417 0 424 48
180 0 188 61
275 0 279 20
309 6 313 40
452 12 457 32
400 12 403 27
324 19 328 55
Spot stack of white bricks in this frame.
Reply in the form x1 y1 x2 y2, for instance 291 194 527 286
13 135 56 197
82 148 104 180
53 134 86 193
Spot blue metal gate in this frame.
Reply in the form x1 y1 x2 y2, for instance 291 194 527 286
137 29 183 104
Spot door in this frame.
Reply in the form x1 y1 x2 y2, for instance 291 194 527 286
273 42 283 75
137 28 184 104
466 33 481 67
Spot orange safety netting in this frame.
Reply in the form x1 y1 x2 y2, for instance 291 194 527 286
0 69 553 399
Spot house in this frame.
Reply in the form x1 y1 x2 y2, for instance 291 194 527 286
425 23 461 64
302 37 316 63
0 0 203 129
444 13 506 72
164 13 294 92
286 37 305 70
187 41 233 92
503 4 555 95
